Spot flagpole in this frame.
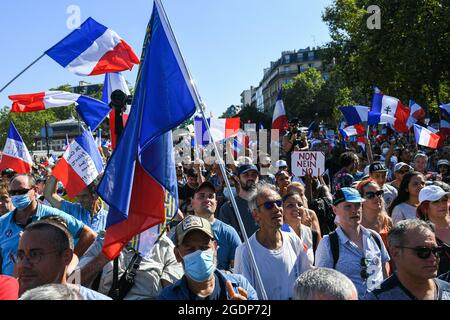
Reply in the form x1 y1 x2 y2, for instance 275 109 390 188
0 53 46 93
155 0 268 300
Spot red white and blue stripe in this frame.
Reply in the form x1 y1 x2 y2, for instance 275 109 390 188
52 130 104 198
414 124 440 149
407 100 426 129
97 0 197 260
369 89 409 133
339 124 366 139
9 91 110 131
194 116 240 145
0 122 32 173
46 17 139 76
339 106 369 126
272 90 289 132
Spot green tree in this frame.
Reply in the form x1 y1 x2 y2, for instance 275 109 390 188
220 105 241 118
237 105 271 128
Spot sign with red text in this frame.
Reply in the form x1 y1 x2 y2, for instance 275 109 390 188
291 151 325 177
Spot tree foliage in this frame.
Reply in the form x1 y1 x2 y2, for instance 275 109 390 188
220 105 241 118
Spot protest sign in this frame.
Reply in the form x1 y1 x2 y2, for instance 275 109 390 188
291 151 325 176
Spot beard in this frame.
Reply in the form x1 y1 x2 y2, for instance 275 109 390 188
241 180 256 192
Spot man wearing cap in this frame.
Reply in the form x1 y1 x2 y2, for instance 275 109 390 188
259 155 276 184
178 168 203 208
389 162 413 190
275 160 288 172
369 161 398 208
437 159 450 184
190 181 241 271
158 215 258 300
218 164 260 242
315 187 390 298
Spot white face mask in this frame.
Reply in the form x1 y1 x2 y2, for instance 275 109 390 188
382 148 390 155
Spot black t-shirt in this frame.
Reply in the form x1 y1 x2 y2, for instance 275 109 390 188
179 184 196 201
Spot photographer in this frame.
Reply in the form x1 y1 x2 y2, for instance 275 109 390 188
282 118 309 170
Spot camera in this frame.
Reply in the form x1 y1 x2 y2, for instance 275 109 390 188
289 118 302 134
110 89 132 113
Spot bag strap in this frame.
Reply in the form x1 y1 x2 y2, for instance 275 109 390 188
107 257 120 299
116 252 142 300
329 231 339 269
368 229 382 251
312 229 318 254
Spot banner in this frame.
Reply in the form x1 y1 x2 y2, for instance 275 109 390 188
291 151 325 177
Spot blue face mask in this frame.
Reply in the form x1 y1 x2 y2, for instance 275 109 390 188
11 194 32 209
223 187 237 200
183 248 216 282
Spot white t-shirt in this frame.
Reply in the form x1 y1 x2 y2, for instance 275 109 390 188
382 184 398 208
391 202 417 225
234 230 312 300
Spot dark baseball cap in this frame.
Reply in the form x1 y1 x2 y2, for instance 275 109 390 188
175 215 214 246
333 187 364 206
369 161 387 174
194 181 216 194
237 164 259 176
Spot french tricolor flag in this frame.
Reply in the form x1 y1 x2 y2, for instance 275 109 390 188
45 17 139 76
407 100 426 129
0 122 32 173
414 124 440 149
9 91 111 131
339 124 366 140
52 130 104 198
194 116 240 145
369 89 409 133
272 90 289 132
339 106 369 126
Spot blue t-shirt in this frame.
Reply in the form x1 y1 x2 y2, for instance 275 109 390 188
61 200 108 233
78 285 112 300
315 226 390 298
211 219 242 271
363 273 450 300
158 269 258 300
0 204 85 276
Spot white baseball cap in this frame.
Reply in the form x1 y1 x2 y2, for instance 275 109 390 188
275 160 288 168
419 185 450 205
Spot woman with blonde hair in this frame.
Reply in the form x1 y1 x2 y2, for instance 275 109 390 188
286 182 321 234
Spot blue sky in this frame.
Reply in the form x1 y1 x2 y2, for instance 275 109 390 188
0 0 332 117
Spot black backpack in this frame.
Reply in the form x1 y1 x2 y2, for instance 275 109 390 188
310 197 336 236
329 229 382 269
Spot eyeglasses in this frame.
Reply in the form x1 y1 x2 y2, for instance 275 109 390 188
13 249 62 265
364 190 384 199
397 246 445 259
431 196 449 204
8 188 31 196
360 258 370 281
257 199 283 210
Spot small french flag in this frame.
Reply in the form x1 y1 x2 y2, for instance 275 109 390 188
45 18 139 76
414 124 440 149
52 130 104 198
9 91 111 131
194 116 240 145
339 124 366 139
339 106 369 126
0 122 32 173
369 89 409 133
407 100 426 129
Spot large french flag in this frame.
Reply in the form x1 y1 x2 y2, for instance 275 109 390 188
407 100 426 129
0 122 32 173
272 90 289 132
340 106 369 126
52 130 104 198
9 91 111 131
194 116 240 145
414 124 440 149
369 89 410 133
46 18 139 76
102 72 131 149
97 0 197 260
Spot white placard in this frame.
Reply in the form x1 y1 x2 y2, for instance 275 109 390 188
291 151 325 177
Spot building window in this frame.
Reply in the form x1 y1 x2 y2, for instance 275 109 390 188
284 55 290 64
308 51 315 60
297 53 303 61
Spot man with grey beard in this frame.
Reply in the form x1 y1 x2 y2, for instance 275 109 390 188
218 164 260 241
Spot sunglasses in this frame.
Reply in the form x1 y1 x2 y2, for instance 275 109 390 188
397 246 445 259
257 199 283 210
364 190 384 199
360 258 370 281
8 188 31 196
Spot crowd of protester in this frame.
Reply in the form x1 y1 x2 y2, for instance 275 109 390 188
0 121 449 300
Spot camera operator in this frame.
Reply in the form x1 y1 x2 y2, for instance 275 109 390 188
109 89 132 146
282 118 309 170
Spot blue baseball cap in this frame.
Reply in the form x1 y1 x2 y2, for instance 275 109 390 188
237 164 259 176
333 187 364 206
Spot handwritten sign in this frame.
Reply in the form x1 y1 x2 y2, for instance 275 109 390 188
291 151 325 177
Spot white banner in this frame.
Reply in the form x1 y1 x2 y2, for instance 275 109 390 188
291 151 325 177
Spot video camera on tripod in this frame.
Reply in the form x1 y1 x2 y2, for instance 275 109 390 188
109 89 133 140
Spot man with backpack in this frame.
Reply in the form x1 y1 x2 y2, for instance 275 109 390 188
315 187 390 298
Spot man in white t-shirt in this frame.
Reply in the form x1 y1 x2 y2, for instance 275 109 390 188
234 182 312 300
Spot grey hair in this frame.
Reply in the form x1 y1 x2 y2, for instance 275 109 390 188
19 284 83 300
293 268 357 300
388 219 435 248
248 181 278 212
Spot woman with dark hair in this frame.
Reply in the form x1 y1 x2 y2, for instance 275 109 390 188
416 185 450 275
332 152 359 192
389 171 425 225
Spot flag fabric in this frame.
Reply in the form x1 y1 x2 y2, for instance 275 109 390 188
63 134 70 151
339 106 369 126
439 103 450 140
407 100 426 129
97 0 197 260
194 116 240 145
230 131 249 158
369 90 409 133
272 90 289 132
52 130 104 198
45 17 139 76
9 91 110 131
96 128 102 149
339 124 366 139
102 72 131 149
440 119 450 134
0 122 32 173
414 124 440 149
